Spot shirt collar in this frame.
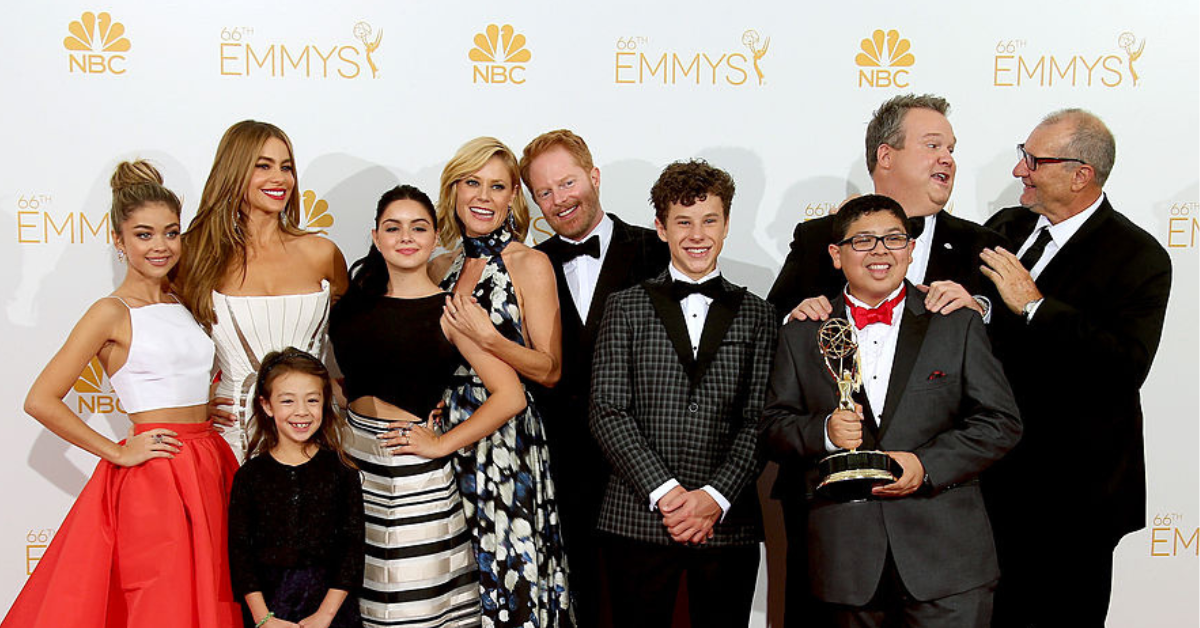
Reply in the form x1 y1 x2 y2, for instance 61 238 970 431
668 263 721 285
558 212 613 255
845 283 905 310
1036 193 1104 249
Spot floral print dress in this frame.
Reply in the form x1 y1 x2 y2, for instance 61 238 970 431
439 227 573 628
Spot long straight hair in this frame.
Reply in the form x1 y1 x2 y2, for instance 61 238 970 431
248 347 355 469
176 120 307 330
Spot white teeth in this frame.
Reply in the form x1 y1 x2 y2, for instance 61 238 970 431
470 208 494 217
263 189 286 199
557 205 578 218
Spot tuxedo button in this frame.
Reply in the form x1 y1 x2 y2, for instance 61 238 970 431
687 402 699 413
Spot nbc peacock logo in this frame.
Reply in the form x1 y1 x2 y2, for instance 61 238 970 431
73 357 125 415
470 24 531 85
856 29 914 88
302 190 334 233
64 11 131 75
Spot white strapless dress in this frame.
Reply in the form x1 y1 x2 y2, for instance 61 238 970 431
210 280 331 460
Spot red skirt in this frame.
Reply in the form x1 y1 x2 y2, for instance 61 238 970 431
2 422 242 628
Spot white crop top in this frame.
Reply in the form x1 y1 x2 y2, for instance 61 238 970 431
107 298 214 414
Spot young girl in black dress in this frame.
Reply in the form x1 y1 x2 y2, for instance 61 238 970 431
228 348 364 628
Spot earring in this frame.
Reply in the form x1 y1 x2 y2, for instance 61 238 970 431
227 199 242 236
117 249 126 263
505 208 516 233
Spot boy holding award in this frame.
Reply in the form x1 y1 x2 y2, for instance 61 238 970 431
760 194 1022 627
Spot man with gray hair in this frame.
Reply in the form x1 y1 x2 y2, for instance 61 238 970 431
980 109 1171 627
769 93 1007 323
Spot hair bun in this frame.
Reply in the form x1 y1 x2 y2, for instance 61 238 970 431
110 160 164 192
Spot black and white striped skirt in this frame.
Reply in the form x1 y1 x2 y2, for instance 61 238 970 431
347 409 481 627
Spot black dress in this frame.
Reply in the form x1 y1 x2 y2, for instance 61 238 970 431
228 448 365 628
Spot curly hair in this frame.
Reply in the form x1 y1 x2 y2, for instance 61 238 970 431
649 159 735 224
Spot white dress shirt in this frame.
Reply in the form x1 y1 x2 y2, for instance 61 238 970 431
825 285 905 452
908 214 936 285
648 264 731 518
1016 194 1104 319
556 213 613 320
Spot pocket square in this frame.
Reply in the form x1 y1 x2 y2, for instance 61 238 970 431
927 370 946 380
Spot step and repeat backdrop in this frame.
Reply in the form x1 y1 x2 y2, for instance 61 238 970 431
2 1 1197 624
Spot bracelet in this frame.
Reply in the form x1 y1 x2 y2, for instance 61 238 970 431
255 612 274 628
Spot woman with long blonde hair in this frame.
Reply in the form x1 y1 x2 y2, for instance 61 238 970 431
176 120 348 461
427 136 572 627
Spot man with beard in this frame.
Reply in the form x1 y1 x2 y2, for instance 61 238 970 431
520 130 668 627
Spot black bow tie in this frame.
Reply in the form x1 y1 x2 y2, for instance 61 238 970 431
908 216 927 239
550 235 600 262
671 278 722 301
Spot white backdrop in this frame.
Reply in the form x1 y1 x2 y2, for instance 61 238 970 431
2 2 1197 625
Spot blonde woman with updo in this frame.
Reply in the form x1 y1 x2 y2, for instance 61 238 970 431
2 161 241 628
175 120 348 461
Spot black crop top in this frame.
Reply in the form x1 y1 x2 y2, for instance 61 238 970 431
329 293 460 419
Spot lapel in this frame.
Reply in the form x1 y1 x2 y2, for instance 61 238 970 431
923 211 958 283
692 278 745 387
877 284 931 442
645 272 697 377
1031 198 1113 292
822 295 883 448
645 272 745 387
587 215 637 331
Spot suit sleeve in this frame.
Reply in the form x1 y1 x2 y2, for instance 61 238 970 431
760 322 837 463
1029 245 1170 387
913 313 1023 488
706 307 777 504
589 293 675 500
767 221 812 318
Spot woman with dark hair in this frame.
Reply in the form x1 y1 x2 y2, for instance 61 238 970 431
3 161 240 628
329 185 526 627
175 120 348 461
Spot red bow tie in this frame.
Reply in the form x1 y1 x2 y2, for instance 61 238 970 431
847 288 906 329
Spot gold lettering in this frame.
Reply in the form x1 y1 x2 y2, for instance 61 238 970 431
615 52 635 83
17 211 38 243
1017 56 1045 86
245 44 274 76
280 45 309 76
337 46 361 79
640 53 668 83
993 55 1014 86
220 43 241 76
44 212 74 243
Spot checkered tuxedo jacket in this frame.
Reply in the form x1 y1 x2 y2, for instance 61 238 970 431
589 270 777 547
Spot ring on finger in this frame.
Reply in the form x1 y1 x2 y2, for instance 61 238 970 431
152 434 164 444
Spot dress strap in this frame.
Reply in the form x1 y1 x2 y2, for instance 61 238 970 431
107 295 132 309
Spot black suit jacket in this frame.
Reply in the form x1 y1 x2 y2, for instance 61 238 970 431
590 271 777 547
767 210 1008 318
983 198 1171 541
532 215 669 530
761 288 1021 604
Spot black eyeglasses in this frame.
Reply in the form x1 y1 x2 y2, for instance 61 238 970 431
1017 144 1087 171
836 233 911 252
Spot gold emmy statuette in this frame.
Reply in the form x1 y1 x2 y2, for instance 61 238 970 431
816 318 899 501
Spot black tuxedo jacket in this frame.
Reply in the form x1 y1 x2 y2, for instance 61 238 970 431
590 271 777 547
767 210 1008 318
532 215 668 529
983 198 1171 541
761 287 1021 604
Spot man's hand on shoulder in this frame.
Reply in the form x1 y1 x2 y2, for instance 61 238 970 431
789 295 833 322
916 280 983 316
